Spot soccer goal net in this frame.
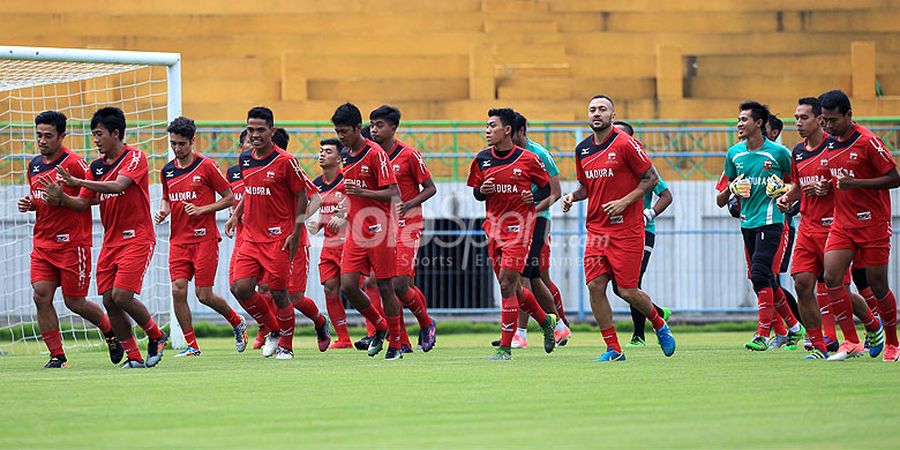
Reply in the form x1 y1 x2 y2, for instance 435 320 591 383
0 46 182 355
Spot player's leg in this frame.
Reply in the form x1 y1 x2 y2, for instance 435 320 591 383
793 272 827 357
231 243 281 356
768 226 802 349
822 247 863 359
852 267 880 318
742 226 775 350
588 273 625 361
490 266 522 360
628 232 656 346
288 246 330 352
193 239 246 352
171 278 200 356
32 280 67 367
363 275 382 337
101 288 143 367
323 277 352 347
865 264 897 361
340 248 388 357
394 234 435 351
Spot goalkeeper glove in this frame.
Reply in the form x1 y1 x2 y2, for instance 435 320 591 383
765 174 791 198
729 174 751 198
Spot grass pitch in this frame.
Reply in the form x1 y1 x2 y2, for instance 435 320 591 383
1 331 898 449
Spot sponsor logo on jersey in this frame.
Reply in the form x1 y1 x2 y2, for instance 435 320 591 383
122 229 135 239
584 168 615 179
55 234 70 243
169 191 197 201
368 224 382 233
246 186 272 195
267 226 282 235
495 184 519 193
193 228 207 237
482 160 492 167
32 165 40 173
165 170 175 178
242 159 250 167
99 192 123 201
857 211 871 221
609 215 623 224
506 225 520 233
346 179 368 188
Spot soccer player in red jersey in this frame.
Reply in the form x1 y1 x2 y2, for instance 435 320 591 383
154 116 248 357
332 103 405 360
20 110 119 368
817 90 900 361
467 108 558 360
369 105 438 353
561 95 675 362
224 106 313 361
43 107 166 369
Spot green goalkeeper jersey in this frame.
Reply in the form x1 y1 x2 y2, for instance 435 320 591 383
723 139 792 229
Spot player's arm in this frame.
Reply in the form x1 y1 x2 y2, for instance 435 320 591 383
154 199 171 224
186 187 234 216
561 183 587 213
283 189 311 259
836 167 900 190
56 165 132 194
650 188 673 218
345 182 400 202
223 196 243 238
36 177 95 211
535 174 561 213
602 166 659 216
399 178 437 216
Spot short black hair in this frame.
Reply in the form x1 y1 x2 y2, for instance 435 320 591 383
332 103 362 127
767 115 783 132
247 106 274 127
369 105 401 127
488 108 517 128
590 94 615 109
273 127 289 150
513 112 527 135
798 97 822 116
818 90 851 115
166 116 196 140
613 120 634 136
739 101 770 127
35 110 67 135
90 107 126 140
320 138 341 148
239 129 248 145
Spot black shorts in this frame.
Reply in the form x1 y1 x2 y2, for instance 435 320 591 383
522 217 550 279
638 231 655 286
741 223 788 282
779 225 795 274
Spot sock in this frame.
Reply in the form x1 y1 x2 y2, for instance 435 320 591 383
139 317 163 341
223 308 243 328
386 314 403 349
877 291 898 347
400 288 432 329
630 306 647 339
601 326 621 353
756 287 775 337
772 314 788 336
518 288 547 325
182 327 199 349
827 285 859 344
548 281 568 324
358 304 387 332
774 288 800 329
325 295 350 342
500 296 518 347
860 287 879 319
97 314 113 336
41 329 64 357
398 310 412 347
276 304 295 350
292 296 326 328
817 282 837 340
365 285 383 336
644 304 666 330
807 326 827 353
262 293 275 306
860 306 880 332
516 327 528 340
241 292 279 332
121 336 143 362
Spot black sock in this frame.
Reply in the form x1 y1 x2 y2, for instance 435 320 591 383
630 306 646 339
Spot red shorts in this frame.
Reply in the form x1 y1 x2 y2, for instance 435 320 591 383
318 243 343 284
232 239 290 290
395 234 421 278
584 231 644 289
539 235 551 271
288 245 310 295
825 221 892 268
31 245 91 298
487 239 530 277
170 240 219 287
342 236 396 279
792 229 852 283
96 241 155 295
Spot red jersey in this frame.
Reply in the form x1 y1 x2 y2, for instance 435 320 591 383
79 145 155 247
161 154 230 244
715 172 729 192
238 146 315 243
466 146 550 244
340 139 399 241
574 128 654 234
791 136 834 234
387 140 431 228
313 171 347 245
227 164 245 239
28 148 92 248
826 123 897 229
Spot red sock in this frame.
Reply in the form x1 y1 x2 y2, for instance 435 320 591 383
241 292 279 332
358 304 386 332
601 326 621 353
182 327 199 349
817 282 837 340
411 286 431 321
500 296 518 347
400 288 432 329
276 304 295 350
292 296 325 328
807 326 827 353
365 285 383 336
756 287 775 337
325 295 350 342
386 314 403 349
827 285 859 344
774 288 799 328
262 293 275 306
877 290 898 347
645 304 666 330
97 315 113 335
140 317 163 340
772 313 788 336
518 288 547 325
860 306 880 332
860 287 880 319
41 329 64 357
223 308 243 328
549 281 567 324
398 310 412 347
121 336 143 362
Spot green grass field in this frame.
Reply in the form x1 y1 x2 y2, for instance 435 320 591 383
1 331 898 449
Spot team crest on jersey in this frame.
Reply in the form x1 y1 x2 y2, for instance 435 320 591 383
763 160 772 170
360 165 369 174
393 164 401 173
849 152 858 160
513 168 523 176
265 170 276 181
608 151 617 161
820 159 829 166
192 175 202 185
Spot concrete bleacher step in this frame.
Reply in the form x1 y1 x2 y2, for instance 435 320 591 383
548 0 885 13
182 57 267 81
481 0 550 12
494 63 571 78
484 19 558 33
284 53 471 80
691 53 900 77
685 75 853 100
567 54 655 78
1 0 483 14
307 78 469 101
493 43 567 65
498 76 654 101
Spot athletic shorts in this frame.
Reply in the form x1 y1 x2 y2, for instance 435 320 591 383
779 225 796 274
522 217 550 279
395 231 421 278
96 241 155 295
825 221 892 268
487 238 531 277
741 223 789 281
232 239 290 291
341 236 396 280
288 245 310 295
318 243 343 285
792 228 852 284
584 230 644 289
169 240 219 287
31 245 91 298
